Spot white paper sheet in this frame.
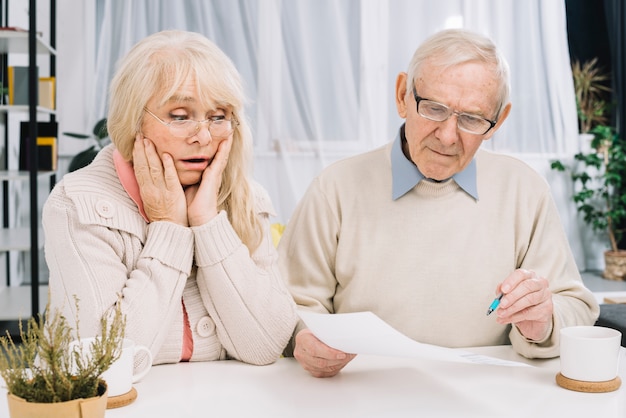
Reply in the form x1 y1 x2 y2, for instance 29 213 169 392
298 310 531 367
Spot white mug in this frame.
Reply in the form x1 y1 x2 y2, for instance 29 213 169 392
70 337 153 397
560 326 622 382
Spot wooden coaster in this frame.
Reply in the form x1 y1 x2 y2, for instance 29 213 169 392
106 386 138 409
555 372 622 393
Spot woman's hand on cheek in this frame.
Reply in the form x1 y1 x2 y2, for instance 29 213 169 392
186 136 233 226
133 135 188 225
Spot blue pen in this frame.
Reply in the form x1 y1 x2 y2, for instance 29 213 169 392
486 293 504 316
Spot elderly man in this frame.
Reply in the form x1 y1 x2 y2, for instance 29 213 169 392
278 28 599 378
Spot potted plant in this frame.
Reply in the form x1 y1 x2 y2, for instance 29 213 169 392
0 299 125 418
571 58 611 152
64 118 109 172
551 125 626 280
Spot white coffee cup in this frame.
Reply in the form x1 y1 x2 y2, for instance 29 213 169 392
70 337 153 397
560 326 622 382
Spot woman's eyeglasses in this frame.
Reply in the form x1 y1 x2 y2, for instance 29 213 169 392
144 108 239 139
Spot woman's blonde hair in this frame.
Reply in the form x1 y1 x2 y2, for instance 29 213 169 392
406 28 510 120
107 30 262 251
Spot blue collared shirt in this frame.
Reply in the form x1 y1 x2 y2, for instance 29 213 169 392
391 126 478 201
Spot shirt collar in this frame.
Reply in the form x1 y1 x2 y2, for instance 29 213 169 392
391 125 478 201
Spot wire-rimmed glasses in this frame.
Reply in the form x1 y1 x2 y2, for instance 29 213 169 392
144 108 239 139
412 87 496 135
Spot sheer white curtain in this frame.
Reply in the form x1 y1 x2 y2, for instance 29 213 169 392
91 0 582 263
91 0 258 124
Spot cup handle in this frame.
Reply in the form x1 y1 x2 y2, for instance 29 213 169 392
132 345 153 383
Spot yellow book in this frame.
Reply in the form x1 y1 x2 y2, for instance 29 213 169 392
39 77 55 109
8 66 15 105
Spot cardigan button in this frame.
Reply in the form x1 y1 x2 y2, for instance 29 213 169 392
95 199 115 219
197 316 216 337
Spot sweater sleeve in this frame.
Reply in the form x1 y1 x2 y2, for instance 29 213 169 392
508 188 600 358
192 201 298 365
281 177 341 308
277 177 342 352
43 182 194 364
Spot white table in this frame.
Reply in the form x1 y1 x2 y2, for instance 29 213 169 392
2 346 625 418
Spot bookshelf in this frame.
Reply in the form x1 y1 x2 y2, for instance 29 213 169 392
0 30 54 54
0 0 56 334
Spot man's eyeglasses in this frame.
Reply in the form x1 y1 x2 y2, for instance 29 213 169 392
144 108 239 139
412 87 496 135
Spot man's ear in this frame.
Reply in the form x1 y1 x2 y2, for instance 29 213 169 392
395 72 409 119
483 103 512 140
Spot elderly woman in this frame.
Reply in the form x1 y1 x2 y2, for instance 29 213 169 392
44 30 297 366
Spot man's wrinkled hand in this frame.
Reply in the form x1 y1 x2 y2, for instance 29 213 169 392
293 328 356 378
495 269 554 341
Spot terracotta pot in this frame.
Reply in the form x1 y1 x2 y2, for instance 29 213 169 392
6 381 108 418
603 250 626 281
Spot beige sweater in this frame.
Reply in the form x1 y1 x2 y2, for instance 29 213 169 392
279 141 599 358
43 145 298 366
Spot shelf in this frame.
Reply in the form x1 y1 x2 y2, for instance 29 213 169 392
0 1 56 324
0 170 56 181
0 30 55 54
0 285 48 321
0 105 56 114
0 227 43 251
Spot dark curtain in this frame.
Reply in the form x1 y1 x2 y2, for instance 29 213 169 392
566 0 626 249
604 0 625 135
603 0 626 249
565 0 613 123
566 1 611 67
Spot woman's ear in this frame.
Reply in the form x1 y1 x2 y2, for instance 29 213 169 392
395 72 409 119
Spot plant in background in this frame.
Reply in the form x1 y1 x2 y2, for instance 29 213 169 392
63 118 109 172
572 58 611 134
0 298 125 404
551 125 626 253
553 59 626 279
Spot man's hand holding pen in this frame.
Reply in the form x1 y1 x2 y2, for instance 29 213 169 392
490 268 554 342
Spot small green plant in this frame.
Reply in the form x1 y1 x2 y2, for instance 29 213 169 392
0 298 125 403
551 125 626 252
